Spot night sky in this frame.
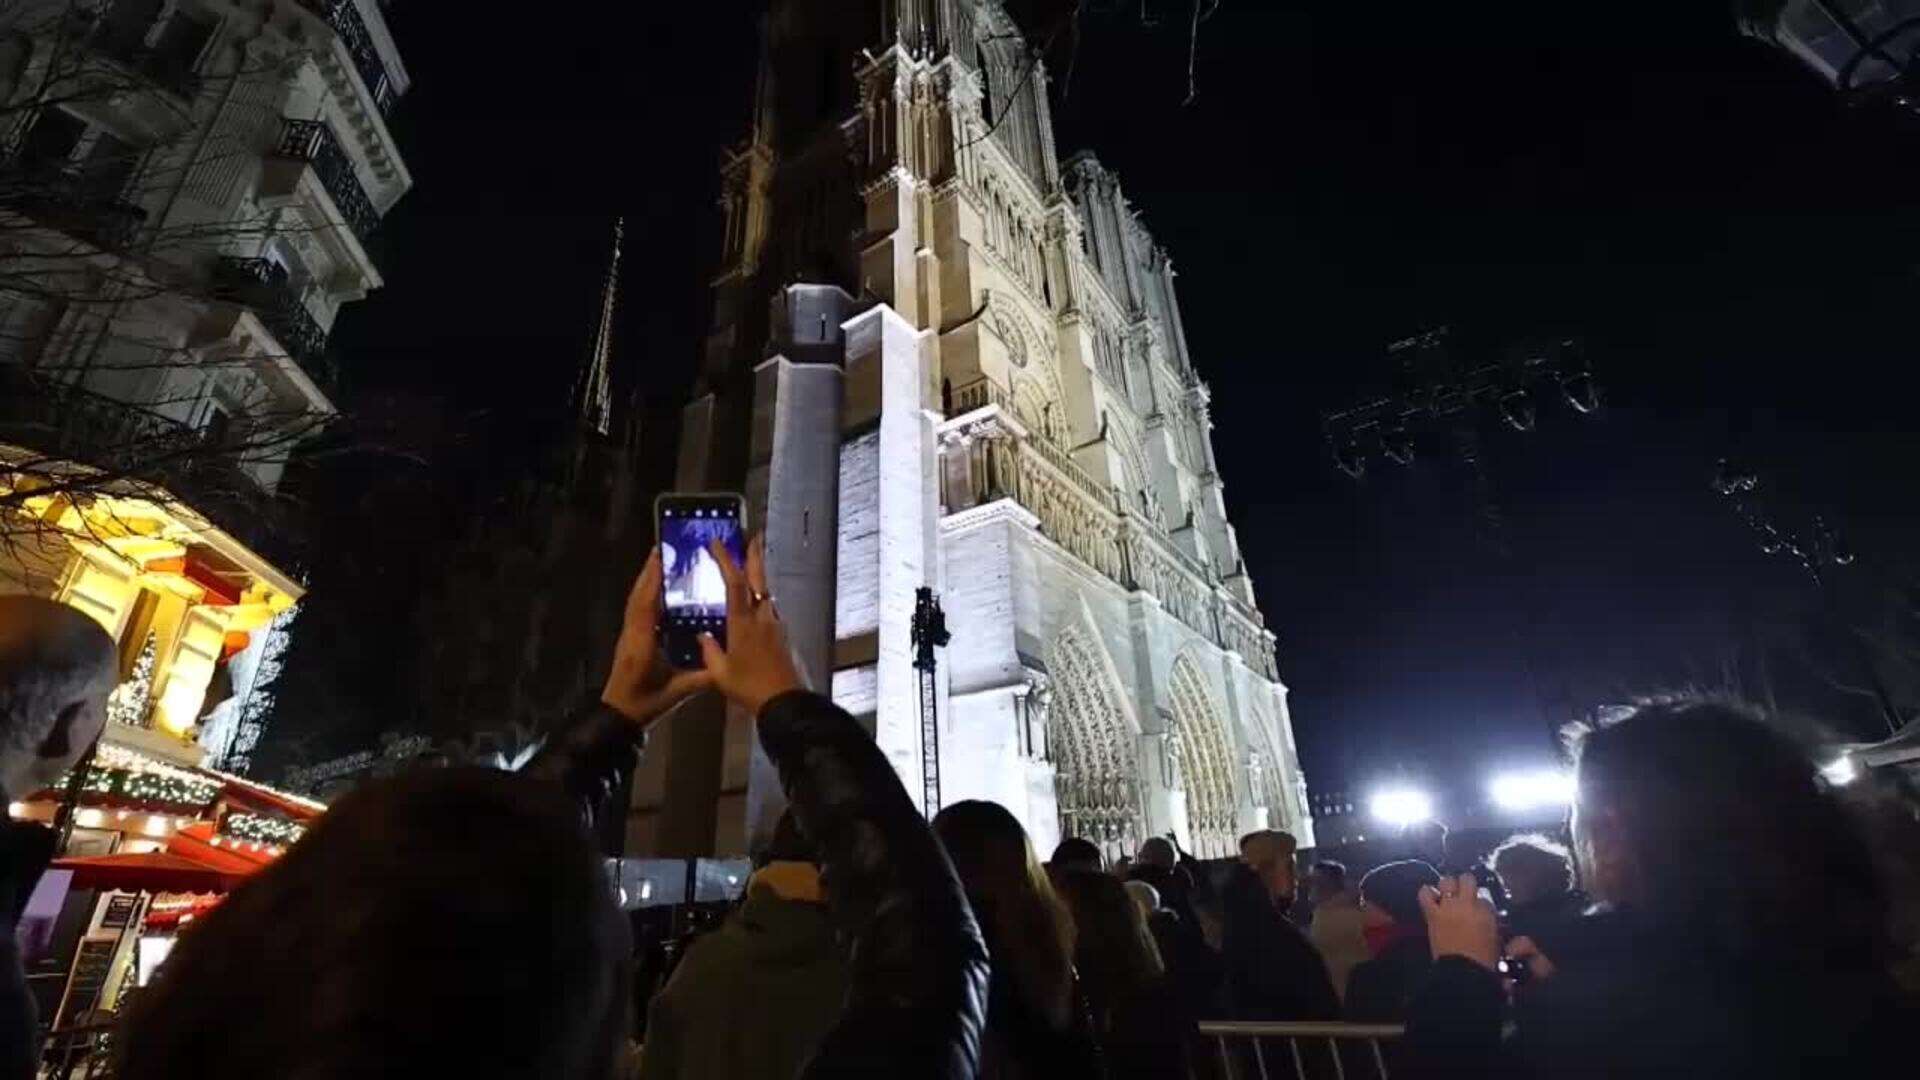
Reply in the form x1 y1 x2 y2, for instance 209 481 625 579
312 2 1920 816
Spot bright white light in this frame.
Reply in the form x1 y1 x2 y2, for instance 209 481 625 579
1489 770 1576 812
1820 755 1858 787
1369 788 1434 827
74 808 104 829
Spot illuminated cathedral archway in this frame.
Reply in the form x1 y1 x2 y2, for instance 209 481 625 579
1169 655 1239 857
1047 623 1144 857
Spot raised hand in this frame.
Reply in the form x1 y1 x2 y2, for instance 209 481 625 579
1418 872 1502 972
601 547 715 724
698 535 804 716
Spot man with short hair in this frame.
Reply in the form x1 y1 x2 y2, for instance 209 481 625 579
1306 860 1368 1000
1222 829 1337 1020
0 597 117 1078
1049 836 1104 875
1490 833 1585 943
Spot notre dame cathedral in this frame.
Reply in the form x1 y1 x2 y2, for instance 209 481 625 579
627 0 1312 860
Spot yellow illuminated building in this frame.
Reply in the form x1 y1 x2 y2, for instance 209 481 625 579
1 449 301 764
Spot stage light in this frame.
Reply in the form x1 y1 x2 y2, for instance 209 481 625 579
1489 769 1575 812
1369 788 1434 827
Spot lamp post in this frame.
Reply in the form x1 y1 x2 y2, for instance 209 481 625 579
1737 0 1920 109
911 587 951 818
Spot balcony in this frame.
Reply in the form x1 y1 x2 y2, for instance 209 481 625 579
298 0 398 116
272 119 379 248
0 161 148 250
85 0 210 103
210 257 333 386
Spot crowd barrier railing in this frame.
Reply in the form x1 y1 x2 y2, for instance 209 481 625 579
1194 1020 1405 1080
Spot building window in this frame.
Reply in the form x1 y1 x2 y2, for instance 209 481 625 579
976 46 994 126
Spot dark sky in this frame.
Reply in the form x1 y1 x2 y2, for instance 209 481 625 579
323 2 1920 814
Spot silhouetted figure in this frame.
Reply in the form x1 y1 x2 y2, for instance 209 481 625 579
638 812 848 1080
1345 861 1440 1022
1307 860 1369 1001
935 801 1099 1080
1408 699 1919 1078
1049 836 1104 875
1055 869 1194 1080
1491 833 1586 949
0 598 115 1080
1220 831 1338 1022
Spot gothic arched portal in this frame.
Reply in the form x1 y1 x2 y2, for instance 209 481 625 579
1169 655 1240 857
1047 624 1144 858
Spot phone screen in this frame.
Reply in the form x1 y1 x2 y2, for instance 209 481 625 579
657 494 747 668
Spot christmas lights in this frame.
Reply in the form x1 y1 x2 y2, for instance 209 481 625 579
219 812 307 846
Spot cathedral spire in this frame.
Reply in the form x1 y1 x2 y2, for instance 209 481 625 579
575 217 623 437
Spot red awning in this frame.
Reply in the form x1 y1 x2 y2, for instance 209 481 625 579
49 851 248 895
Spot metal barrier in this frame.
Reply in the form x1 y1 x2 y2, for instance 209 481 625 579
39 1019 118 1078
1195 1021 1405 1080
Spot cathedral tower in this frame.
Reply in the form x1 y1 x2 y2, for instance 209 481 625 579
635 1 1309 858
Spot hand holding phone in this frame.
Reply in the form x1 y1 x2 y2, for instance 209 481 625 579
600 547 714 725
696 534 804 717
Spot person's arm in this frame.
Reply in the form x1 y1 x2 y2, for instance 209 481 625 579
526 548 711 826
1398 873 1514 1077
699 538 989 1080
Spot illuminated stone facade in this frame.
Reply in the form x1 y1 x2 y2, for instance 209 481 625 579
635 0 1309 857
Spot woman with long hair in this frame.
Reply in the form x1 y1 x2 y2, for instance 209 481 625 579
1411 697 1918 1077
1054 868 1195 1079
933 801 1097 1079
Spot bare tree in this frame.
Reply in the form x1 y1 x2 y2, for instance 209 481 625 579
0 0 367 571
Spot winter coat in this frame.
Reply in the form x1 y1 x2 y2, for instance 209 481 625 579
1308 890 1369 1001
1499 890 1586 953
1219 864 1340 1021
1344 933 1431 1023
1098 974 1196 1080
636 872 848 1080
0 819 53 1080
534 692 989 1080
1402 909 1914 1079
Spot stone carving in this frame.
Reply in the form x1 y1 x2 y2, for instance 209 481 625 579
1169 656 1239 857
1048 625 1145 852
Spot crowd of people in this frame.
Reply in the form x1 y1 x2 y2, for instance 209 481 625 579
1 538 1917 1078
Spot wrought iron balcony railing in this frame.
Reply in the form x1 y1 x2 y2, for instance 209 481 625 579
273 119 380 248
211 256 332 385
0 160 148 250
88 0 209 100
298 0 397 115
0 365 305 572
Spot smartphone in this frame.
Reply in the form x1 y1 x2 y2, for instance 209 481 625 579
654 493 748 669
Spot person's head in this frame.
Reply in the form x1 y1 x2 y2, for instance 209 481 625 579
0 597 115 800
1054 869 1164 1022
1490 833 1575 908
1123 879 1161 921
1307 860 1349 904
1402 818 1449 866
933 800 1076 1025
1566 698 1887 966
1050 836 1104 874
1135 835 1176 870
115 768 630 1078
1358 860 1441 950
1239 829 1299 906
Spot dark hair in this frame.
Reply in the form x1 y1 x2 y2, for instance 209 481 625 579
115 769 630 1078
1311 860 1349 891
1359 860 1441 927
1053 869 1163 1030
1490 833 1573 905
933 800 1076 1028
1402 819 1448 857
1050 836 1104 872
1568 699 1889 972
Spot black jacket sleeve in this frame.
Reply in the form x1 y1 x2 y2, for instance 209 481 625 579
1401 955 1510 1078
756 691 990 1080
524 702 642 832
